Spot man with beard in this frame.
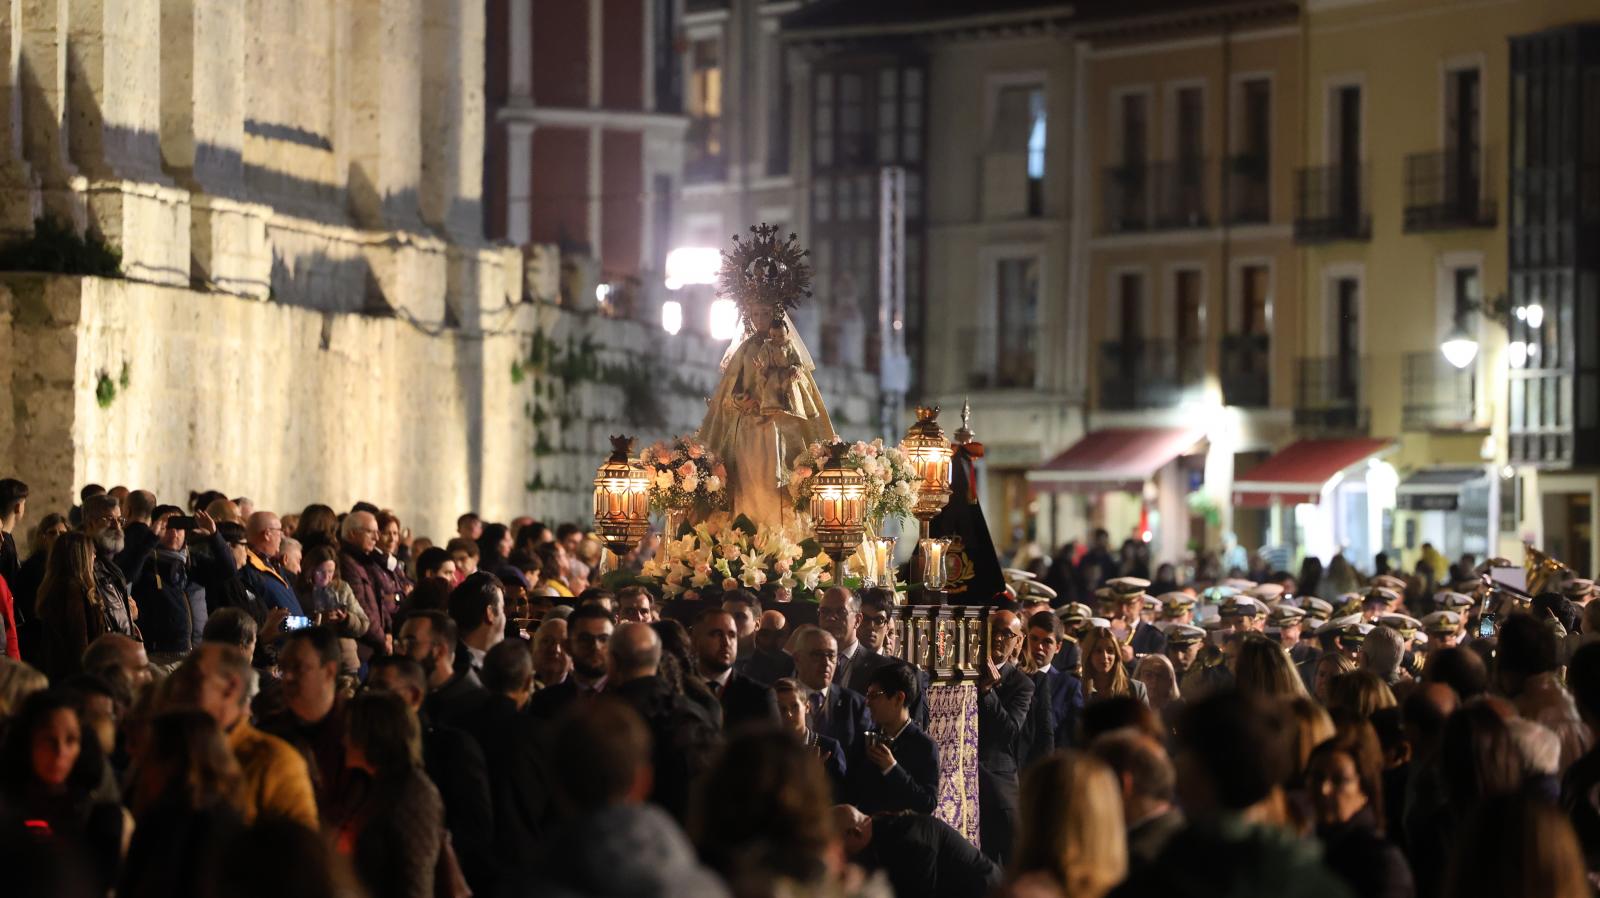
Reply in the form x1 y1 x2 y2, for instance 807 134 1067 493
733 609 797 685
528 604 614 719
397 609 489 728
693 606 778 731
82 494 137 637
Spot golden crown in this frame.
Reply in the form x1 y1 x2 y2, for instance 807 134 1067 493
717 224 811 332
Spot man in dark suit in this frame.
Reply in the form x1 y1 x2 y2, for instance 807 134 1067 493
396 610 489 729
820 586 877 691
527 604 614 720
694 606 780 731
977 608 1034 864
793 624 871 751
1023 610 1084 760
835 805 1000 898
462 639 554 873
857 587 931 729
847 661 939 815
608 620 717 820
734 609 798 685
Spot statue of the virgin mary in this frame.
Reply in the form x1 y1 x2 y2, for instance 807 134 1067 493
697 226 836 528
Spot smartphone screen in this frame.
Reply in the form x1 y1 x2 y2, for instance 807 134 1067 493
1478 614 1497 638
283 615 312 631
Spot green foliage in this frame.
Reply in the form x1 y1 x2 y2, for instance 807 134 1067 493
94 370 116 408
0 217 122 276
118 361 130 389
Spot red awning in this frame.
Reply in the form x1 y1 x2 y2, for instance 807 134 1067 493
1027 427 1205 494
1232 438 1393 507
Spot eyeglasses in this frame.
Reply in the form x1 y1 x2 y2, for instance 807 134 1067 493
862 615 889 627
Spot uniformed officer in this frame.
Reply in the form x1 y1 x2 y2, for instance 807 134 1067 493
1421 610 1463 651
1268 604 1317 666
1300 596 1334 626
1105 577 1166 662
1159 592 1196 625
1160 623 1206 681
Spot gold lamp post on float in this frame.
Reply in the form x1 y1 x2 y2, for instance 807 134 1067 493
809 441 868 586
592 435 652 575
901 406 955 603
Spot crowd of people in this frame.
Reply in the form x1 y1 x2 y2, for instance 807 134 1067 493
0 477 1595 898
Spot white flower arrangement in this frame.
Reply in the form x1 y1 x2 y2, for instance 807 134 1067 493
785 438 920 528
640 436 731 516
638 513 833 600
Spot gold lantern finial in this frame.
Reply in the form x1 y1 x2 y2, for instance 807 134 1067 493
809 441 868 581
593 435 651 561
901 406 954 539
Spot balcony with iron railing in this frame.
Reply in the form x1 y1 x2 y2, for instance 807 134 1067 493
1295 164 1371 242
1226 154 1271 224
962 326 1038 391
1295 356 1368 432
1102 159 1211 233
1404 148 1496 231
1402 351 1480 431
1220 333 1271 407
1098 339 1205 410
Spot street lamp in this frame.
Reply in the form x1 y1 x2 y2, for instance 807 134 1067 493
593 435 651 574
809 442 868 585
1440 320 1479 370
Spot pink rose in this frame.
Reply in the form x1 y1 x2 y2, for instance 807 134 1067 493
776 559 793 573
794 465 813 480
678 462 696 478
656 448 673 464
864 443 879 457
722 577 739 592
687 444 704 459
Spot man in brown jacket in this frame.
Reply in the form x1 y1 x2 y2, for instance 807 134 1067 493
172 642 319 829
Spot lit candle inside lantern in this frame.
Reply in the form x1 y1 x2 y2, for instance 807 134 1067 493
871 536 896 588
919 537 951 590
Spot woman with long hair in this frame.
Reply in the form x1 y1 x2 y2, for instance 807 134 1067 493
1010 750 1127 898
690 728 839 896
0 689 126 893
1306 724 1415 898
1312 652 1356 706
329 690 442 898
119 710 246 898
1234 636 1309 701
1444 794 1588 898
1297 556 1325 602
12 512 68 636
1410 702 1527 898
1321 553 1363 601
1326 671 1398 719
533 541 573 598
295 545 369 675
35 532 107 681
1081 626 1148 705
1133 654 1180 715
292 504 340 553
0 656 48 735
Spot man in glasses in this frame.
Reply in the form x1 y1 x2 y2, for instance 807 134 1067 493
846 661 937 815
977 608 1034 864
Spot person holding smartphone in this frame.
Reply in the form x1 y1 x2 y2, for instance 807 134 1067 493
295 545 369 676
845 661 938 816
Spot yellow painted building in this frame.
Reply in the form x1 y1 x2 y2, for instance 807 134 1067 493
1040 2 1303 565
1297 0 1600 575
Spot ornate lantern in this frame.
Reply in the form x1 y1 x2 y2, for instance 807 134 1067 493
809 441 867 581
592 435 651 570
901 406 953 539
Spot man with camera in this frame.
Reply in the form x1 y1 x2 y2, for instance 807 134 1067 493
124 505 221 671
845 661 939 815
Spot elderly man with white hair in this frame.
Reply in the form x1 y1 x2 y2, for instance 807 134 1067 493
339 510 390 660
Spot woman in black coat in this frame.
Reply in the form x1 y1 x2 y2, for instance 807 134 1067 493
1307 722 1415 898
119 710 245 898
327 690 443 898
0 689 126 894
